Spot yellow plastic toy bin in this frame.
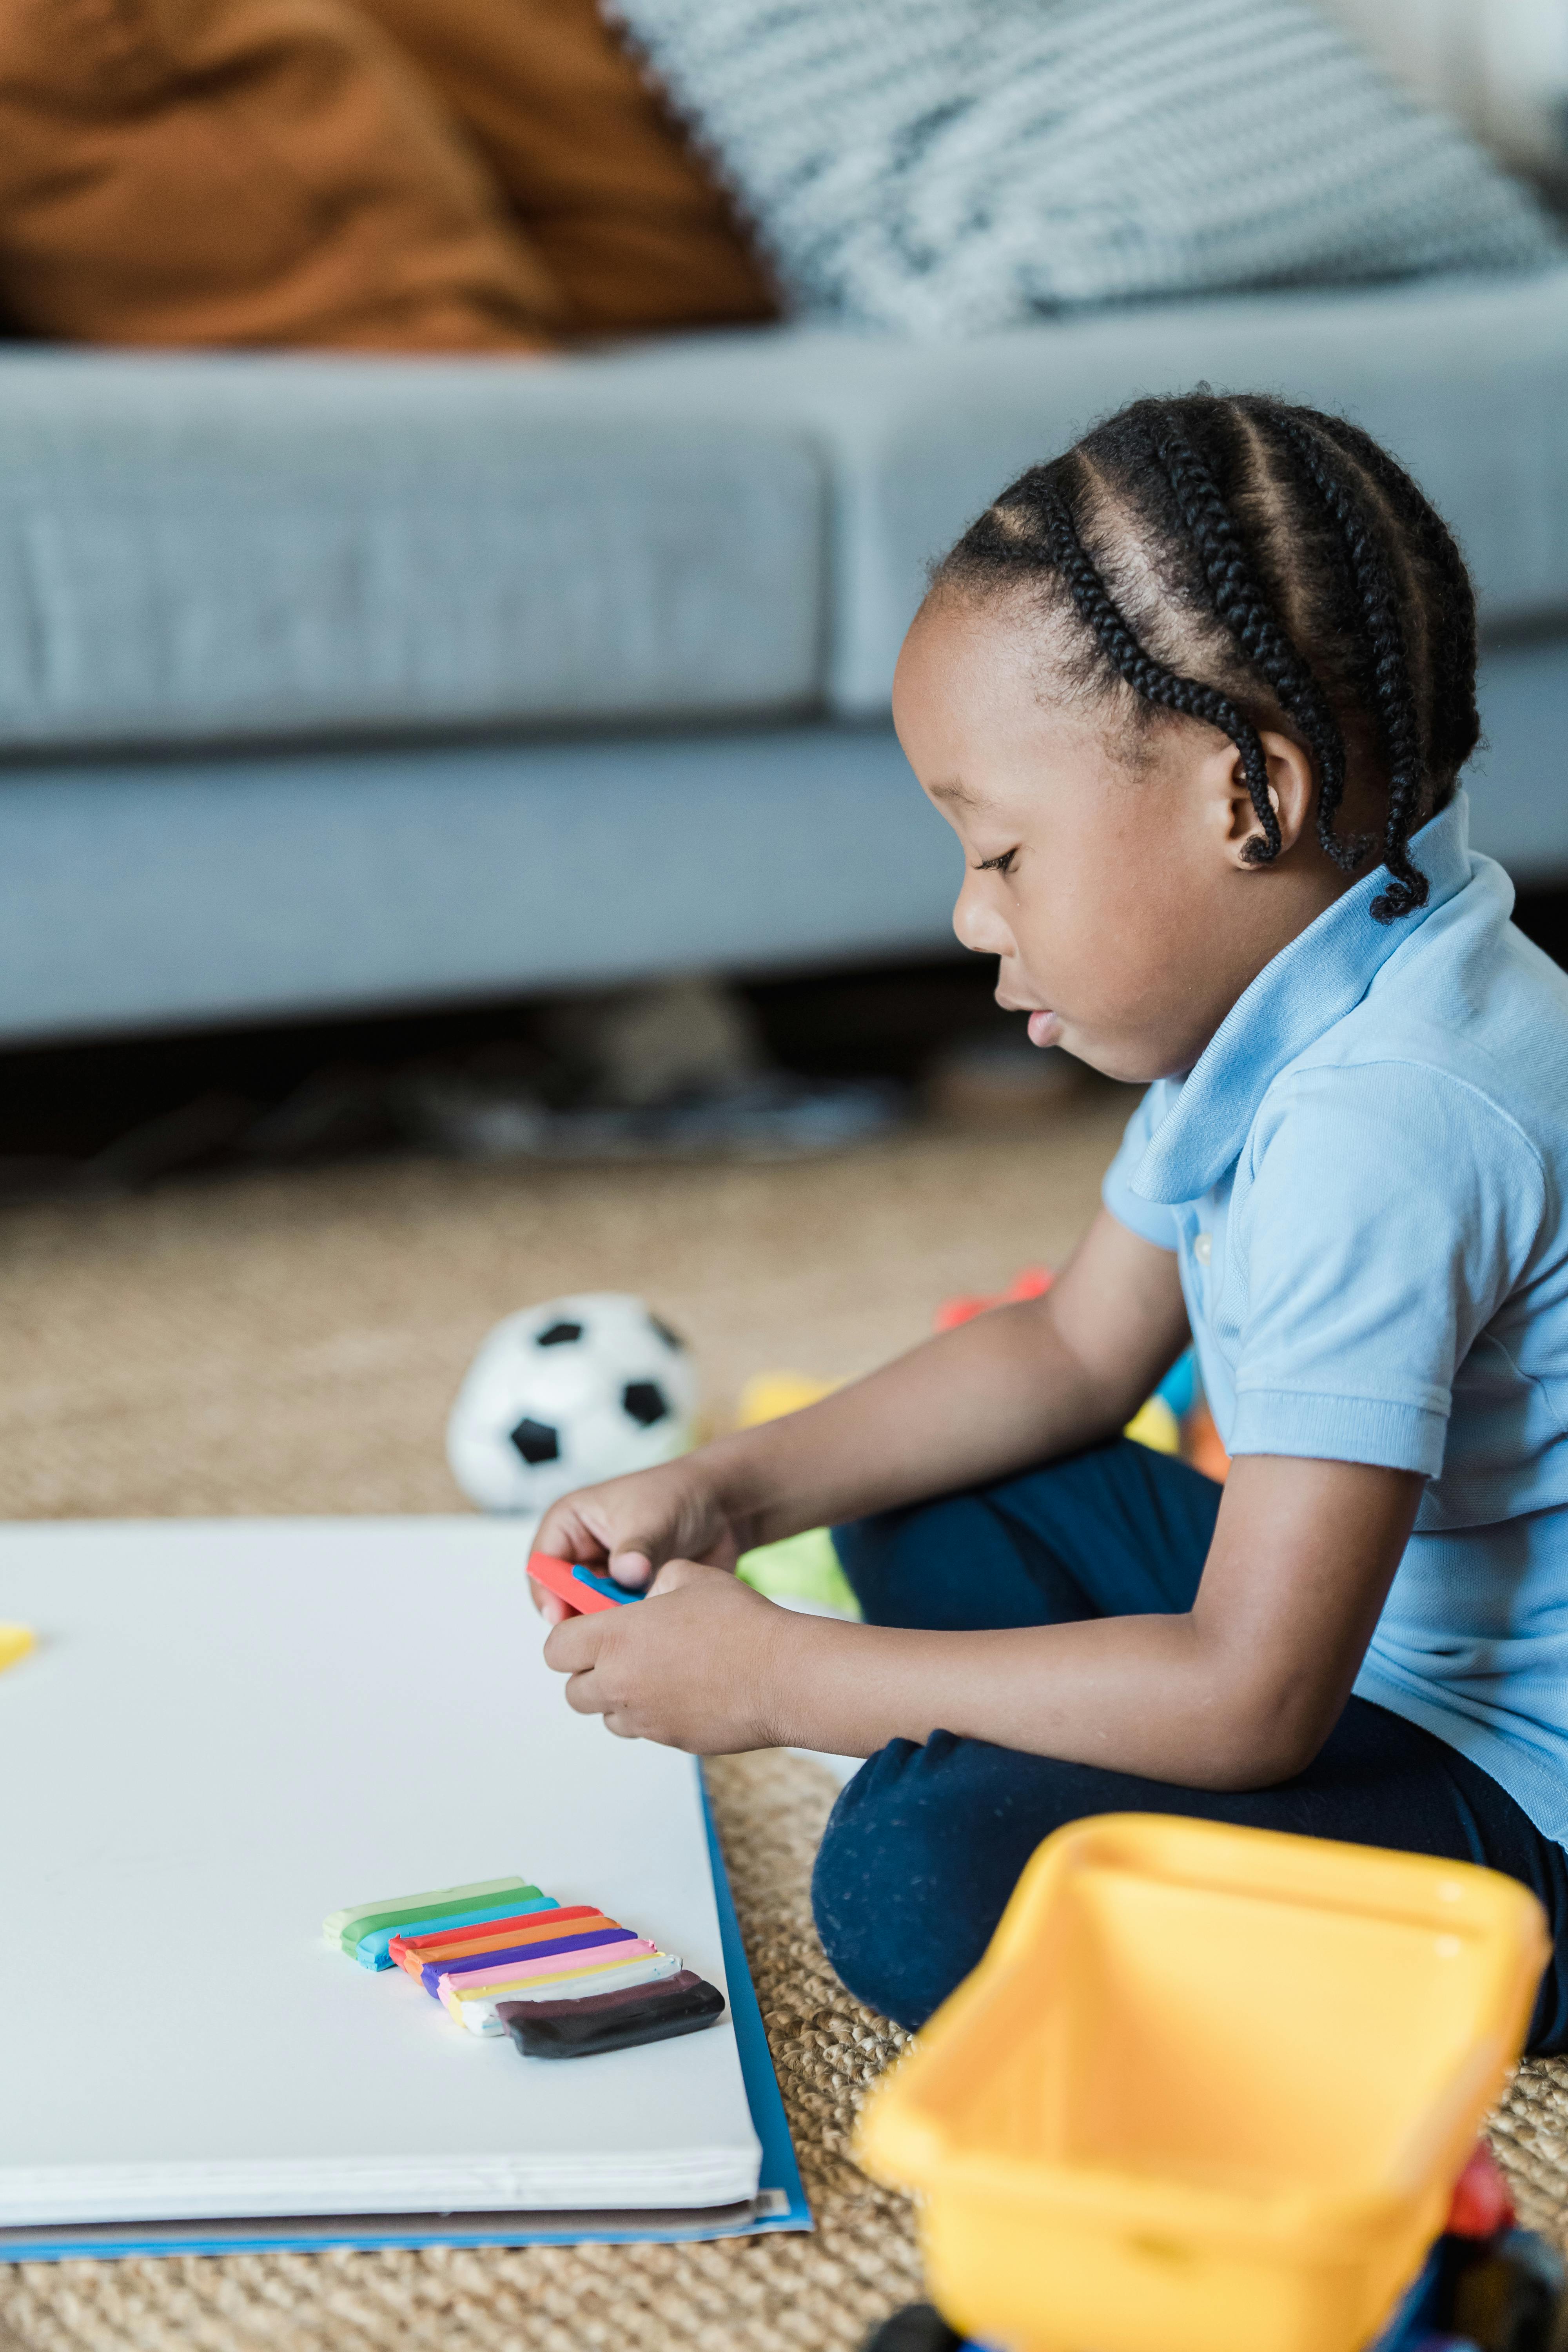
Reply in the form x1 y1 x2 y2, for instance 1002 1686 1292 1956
857 1814 1548 2352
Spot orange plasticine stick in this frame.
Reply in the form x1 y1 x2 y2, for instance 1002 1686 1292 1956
392 1905 598 1965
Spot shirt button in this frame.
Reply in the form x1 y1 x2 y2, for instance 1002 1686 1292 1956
1193 1232 1212 1266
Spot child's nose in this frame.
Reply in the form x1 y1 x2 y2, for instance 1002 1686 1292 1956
953 875 1014 958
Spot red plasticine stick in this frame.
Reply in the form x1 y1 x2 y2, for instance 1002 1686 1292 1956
528 1553 619 1615
394 1906 596 1964
389 1908 599 1977
393 1912 616 1980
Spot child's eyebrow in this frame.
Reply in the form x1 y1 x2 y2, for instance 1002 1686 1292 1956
927 779 981 808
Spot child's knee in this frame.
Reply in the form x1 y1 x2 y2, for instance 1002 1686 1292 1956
811 1733 995 2030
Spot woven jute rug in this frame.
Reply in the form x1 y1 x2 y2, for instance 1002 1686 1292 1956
2 1107 1567 2350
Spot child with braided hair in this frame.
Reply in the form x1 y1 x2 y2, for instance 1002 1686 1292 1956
535 391 1568 2043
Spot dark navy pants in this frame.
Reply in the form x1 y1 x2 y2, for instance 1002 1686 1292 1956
811 1439 1568 2048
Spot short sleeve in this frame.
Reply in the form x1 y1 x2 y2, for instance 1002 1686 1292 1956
1228 1061 1547 1474
1102 1084 1180 1251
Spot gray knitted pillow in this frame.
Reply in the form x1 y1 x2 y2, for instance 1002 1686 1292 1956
608 0 1558 332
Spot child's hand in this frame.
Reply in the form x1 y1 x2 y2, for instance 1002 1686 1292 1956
529 1461 742 1626
541 1559 788 1752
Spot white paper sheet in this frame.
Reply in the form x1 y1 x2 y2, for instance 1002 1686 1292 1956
0 1517 761 2225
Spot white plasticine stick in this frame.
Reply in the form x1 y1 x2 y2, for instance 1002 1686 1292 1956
457 1954 684 2039
455 1953 683 2037
437 1944 661 2026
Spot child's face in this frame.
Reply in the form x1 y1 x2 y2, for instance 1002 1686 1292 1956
893 592 1319 1084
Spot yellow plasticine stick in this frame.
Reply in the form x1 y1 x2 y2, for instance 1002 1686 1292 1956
0 1626 33 1674
456 1952 684 2038
439 1949 666 2022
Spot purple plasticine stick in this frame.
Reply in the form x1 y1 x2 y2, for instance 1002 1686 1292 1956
419 1926 637 1994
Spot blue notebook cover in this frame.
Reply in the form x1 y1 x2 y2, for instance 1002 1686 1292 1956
0 1774 810 2261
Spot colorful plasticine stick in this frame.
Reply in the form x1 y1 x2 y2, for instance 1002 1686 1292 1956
424 1926 637 1993
501 1969 726 2060
389 1904 583 1979
570 1566 640 1607
412 1915 623 1988
437 1941 662 2023
357 1895 559 1971
324 1877 537 1955
392 1903 596 1973
436 1935 657 2002
487 1951 681 2001
526 1553 638 1615
406 1914 618 1986
0 1626 34 1675
446 1951 683 2037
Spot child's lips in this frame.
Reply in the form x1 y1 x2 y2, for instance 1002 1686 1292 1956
1027 1010 1063 1049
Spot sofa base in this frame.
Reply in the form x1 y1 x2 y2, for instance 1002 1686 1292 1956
3 637 1564 1047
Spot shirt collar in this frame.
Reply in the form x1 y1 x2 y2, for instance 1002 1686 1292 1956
1131 791 1479 1207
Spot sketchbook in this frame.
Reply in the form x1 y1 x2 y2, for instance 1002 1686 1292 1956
0 1517 776 2233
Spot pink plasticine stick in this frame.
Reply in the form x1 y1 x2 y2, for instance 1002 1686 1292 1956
438 1938 658 1995
437 1939 659 2003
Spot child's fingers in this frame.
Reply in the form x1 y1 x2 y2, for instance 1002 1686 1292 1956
606 1547 654 1590
542 1610 607 1676
528 1578 572 1627
562 1668 610 1717
534 1499 612 1568
646 1556 726 1596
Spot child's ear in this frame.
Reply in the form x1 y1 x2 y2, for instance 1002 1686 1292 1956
1223 731 1315 870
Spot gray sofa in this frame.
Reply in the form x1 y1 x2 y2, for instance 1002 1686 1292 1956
4 266 1566 1046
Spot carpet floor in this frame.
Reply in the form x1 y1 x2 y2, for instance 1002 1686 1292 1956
3 1099 1567 2351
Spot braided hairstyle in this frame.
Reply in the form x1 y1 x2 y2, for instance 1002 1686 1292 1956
932 393 1480 922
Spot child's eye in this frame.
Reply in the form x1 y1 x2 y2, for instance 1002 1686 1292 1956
975 849 1019 877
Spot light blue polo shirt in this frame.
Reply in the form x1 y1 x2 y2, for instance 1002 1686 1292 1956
1103 792 1568 1844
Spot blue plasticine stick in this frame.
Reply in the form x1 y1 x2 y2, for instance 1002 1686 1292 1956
420 1926 637 1995
572 1566 640 1606
354 1895 559 1971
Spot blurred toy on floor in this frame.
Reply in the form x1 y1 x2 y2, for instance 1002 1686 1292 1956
863 2182 1567 2352
857 1820 1552 2352
730 1265 1234 1617
933 1265 1228 1476
446 1292 698 1514
406 976 905 1162
932 1265 1054 1332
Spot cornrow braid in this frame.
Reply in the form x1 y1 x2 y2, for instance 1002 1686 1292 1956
1270 417 1430 921
1149 408 1362 876
1305 410 1481 784
1033 479 1283 863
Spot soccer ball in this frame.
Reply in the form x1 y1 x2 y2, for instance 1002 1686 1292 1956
446 1292 699 1514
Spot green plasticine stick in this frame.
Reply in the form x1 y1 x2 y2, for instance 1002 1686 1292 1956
324 1877 537 1954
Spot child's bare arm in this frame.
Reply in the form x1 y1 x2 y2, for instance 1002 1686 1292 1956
545 1453 1426 1786
533 1209 1188 1597
713 1208 1187 1541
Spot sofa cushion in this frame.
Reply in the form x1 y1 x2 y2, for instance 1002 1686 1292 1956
0 0 561 351
608 0 1556 332
356 0 777 336
600 267 1568 712
0 354 823 747
4 269 1564 751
